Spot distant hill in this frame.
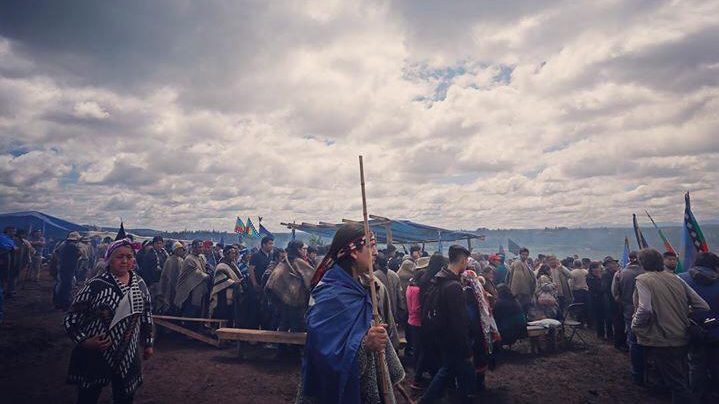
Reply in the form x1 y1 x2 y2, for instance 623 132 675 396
465 226 719 260
3 211 718 260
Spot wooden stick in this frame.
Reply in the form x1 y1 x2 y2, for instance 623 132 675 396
359 155 394 404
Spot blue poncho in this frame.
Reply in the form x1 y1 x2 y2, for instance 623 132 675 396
301 265 372 404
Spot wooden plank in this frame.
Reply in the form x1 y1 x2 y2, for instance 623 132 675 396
153 315 226 326
216 328 307 345
154 318 220 347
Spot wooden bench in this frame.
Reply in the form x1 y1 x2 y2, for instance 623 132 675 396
216 328 307 345
152 315 227 347
216 328 308 357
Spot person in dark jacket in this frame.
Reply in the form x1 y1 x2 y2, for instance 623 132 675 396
413 253 446 390
493 283 527 350
54 232 82 310
420 245 475 404
612 251 645 383
679 252 719 401
139 236 168 310
587 261 606 338
602 257 624 349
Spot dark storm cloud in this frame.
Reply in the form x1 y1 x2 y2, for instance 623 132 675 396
0 1 718 231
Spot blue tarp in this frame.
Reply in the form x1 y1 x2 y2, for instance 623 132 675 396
287 218 479 245
0 211 86 241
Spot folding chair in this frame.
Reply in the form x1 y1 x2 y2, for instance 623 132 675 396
562 303 588 347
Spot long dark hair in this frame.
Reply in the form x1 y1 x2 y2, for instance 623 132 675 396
419 252 447 288
286 240 305 262
536 264 551 280
311 223 365 286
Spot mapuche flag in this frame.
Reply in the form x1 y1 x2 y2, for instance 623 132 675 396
246 218 260 239
682 192 709 270
234 217 246 234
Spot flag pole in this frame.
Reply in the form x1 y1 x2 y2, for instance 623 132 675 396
645 210 677 253
359 156 395 404
645 210 683 273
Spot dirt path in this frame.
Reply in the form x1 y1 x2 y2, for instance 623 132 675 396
0 275 670 403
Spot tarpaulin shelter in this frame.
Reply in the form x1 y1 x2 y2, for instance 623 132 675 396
281 215 483 252
0 211 87 241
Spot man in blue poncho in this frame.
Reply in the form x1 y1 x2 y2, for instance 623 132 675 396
297 223 404 404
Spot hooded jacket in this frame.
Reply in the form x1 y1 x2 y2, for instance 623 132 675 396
679 266 719 312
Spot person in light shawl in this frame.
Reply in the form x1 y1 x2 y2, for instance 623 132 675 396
64 238 154 404
174 240 210 318
156 241 185 314
461 269 501 392
265 240 315 333
209 245 244 323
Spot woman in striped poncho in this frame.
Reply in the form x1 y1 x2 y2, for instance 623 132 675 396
64 238 154 404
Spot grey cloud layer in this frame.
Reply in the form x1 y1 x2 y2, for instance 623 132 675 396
0 0 717 231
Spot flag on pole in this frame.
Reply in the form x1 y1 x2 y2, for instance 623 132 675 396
259 223 274 238
498 242 506 256
645 210 684 273
632 214 649 250
234 217 246 234
682 192 709 270
246 218 260 239
508 238 522 255
115 221 127 241
619 236 630 268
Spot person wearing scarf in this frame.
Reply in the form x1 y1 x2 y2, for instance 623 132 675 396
64 238 154 404
461 270 501 392
297 223 404 404
209 245 243 323
265 240 315 334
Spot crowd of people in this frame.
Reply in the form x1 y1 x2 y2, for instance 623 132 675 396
1 223 718 404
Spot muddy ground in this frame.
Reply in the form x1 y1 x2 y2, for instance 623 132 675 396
0 275 671 403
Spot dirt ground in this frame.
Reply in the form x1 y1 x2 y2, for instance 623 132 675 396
1 275 672 403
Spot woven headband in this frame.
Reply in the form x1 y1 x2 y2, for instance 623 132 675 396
311 233 376 287
104 238 135 265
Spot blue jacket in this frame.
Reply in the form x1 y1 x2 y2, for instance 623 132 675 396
679 266 719 313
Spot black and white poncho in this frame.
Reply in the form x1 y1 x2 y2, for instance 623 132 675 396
64 270 154 395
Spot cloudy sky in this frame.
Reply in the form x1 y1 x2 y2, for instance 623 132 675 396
1 0 718 232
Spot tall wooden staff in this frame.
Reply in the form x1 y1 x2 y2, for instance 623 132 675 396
359 155 395 404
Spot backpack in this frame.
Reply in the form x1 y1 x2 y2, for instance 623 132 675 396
421 276 447 337
688 310 719 346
